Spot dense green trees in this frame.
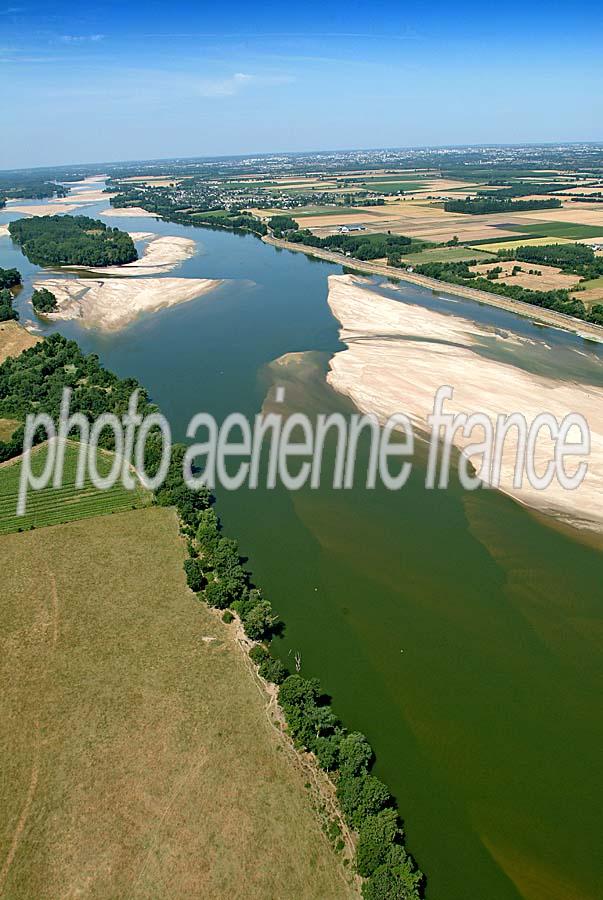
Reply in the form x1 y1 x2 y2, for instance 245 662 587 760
0 289 18 323
268 215 299 236
477 183 572 199
277 673 424 897
497 242 603 279
0 175 69 200
0 333 153 462
288 229 413 261
8 215 137 267
444 198 562 214
0 268 21 290
31 287 58 314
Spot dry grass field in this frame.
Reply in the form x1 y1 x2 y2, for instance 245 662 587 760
470 260 580 291
0 507 357 900
0 322 40 365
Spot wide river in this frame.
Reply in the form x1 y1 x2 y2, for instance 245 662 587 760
1 195 602 900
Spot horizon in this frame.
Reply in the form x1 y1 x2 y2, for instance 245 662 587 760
1 0 602 169
3 139 603 176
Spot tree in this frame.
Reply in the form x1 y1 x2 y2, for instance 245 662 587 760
183 557 205 593
336 774 392 830
31 287 58 314
356 809 400 876
362 859 424 900
0 289 18 323
338 731 373 776
242 598 277 640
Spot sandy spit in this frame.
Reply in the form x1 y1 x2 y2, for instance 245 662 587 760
74 234 196 277
327 274 603 534
100 206 156 218
0 225 9 238
34 276 223 331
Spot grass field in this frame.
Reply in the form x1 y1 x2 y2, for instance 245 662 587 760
0 418 19 442
403 245 496 264
0 507 357 899
467 236 575 252
356 180 425 193
508 222 603 239
0 442 150 535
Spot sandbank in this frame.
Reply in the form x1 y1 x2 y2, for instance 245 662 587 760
326 274 603 533
33 275 223 331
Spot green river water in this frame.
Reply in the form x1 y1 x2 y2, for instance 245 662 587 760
1 197 602 900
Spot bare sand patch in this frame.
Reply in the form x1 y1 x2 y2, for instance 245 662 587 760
101 206 157 218
0 321 41 364
470 260 579 292
0 225 9 238
75 234 196 277
5 202 83 217
326 274 603 534
34 276 222 331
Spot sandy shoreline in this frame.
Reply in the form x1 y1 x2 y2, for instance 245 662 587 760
101 206 156 218
264 234 603 342
33 276 223 331
73 233 196 277
0 225 8 238
327 274 603 534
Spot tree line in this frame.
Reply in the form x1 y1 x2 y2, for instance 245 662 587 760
0 267 22 323
0 331 427 897
414 258 603 325
443 198 562 215
8 215 138 267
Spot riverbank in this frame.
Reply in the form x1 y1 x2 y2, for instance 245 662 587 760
264 234 603 342
327 274 603 535
34 276 223 331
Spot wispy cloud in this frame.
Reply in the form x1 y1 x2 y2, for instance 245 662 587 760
61 34 104 43
197 71 293 97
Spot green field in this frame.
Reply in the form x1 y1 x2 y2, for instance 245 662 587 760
0 442 150 535
357 180 425 193
579 275 603 290
403 246 496 264
508 221 603 239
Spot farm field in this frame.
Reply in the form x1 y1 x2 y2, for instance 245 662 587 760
403 245 497 264
0 507 357 900
0 442 150 535
470 259 580 291
508 221 603 240
0 322 41 365
468 236 575 252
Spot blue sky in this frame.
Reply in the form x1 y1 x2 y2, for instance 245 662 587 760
1 1 602 169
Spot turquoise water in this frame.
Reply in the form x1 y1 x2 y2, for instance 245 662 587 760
1 200 602 900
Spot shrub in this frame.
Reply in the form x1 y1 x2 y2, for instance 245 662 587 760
222 610 234 624
183 557 205 593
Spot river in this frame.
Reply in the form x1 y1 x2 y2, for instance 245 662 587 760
1 194 602 900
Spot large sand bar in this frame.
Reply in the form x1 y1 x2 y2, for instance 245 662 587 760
34 276 222 331
327 274 603 533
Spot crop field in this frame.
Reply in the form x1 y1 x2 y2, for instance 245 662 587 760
470 260 579 291
403 246 497 264
0 442 150 534
467 236 575 252
0 507 356 900
508 221 603 240
353 180 425 193
0 321 41 365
